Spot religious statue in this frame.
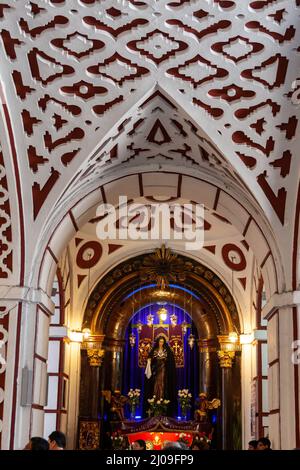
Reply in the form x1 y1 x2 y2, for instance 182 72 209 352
144 336 176 416
194 392 221 422
110 390 128 422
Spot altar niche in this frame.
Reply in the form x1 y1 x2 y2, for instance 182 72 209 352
78 250 242 449
122 303 199 420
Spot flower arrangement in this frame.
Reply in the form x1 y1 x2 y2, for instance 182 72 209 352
127 388 140 418
147 396 170 416
178 389 192 418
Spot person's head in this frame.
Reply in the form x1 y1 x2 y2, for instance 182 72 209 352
163 441 189 450
191 440 209 451
24 437 49 451
154 336 167 349
132 439 146 450
48 431 66 450
248 440 258 450
154 336 168 348
257 437 271 450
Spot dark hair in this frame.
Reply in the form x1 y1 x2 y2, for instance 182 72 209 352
149 336 172 358
258 437 271 448
49 431 66 449
30 437 49 451
155 336 167 346
133 439 146 450
191 440 209 451
248 440 258 449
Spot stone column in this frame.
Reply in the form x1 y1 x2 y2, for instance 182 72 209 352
263 292 300 450
101 338 125 392
66 341 82 449
217 350 235 450
0 288 54 450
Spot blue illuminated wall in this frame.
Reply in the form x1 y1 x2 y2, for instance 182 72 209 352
122 302 199 419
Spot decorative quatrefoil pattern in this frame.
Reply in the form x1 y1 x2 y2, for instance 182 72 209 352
0 0 299 228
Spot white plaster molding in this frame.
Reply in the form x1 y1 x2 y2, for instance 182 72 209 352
262 290 300 319
0 286 54 313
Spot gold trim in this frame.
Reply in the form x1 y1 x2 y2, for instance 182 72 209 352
87 348 105 367
217 350 235 368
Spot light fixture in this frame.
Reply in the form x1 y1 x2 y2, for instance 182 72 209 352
170 313 177 326
136 320 143 333
188 333 195 349
147 313 154 326
69 330 84 343
228 331 238 344
181 321 188 335
157 307 167 323
82 327 91 340
129 332 136 348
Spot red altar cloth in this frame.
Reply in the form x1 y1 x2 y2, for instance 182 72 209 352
127 431 193 450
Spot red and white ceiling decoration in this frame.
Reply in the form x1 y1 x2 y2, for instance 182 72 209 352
0 145 12 280
0 0 299 234
72 88 245 189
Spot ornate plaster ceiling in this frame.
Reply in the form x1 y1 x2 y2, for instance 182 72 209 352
0 0 299 286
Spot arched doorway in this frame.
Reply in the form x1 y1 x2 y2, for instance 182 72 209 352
79 247 242 449
15 170 283 450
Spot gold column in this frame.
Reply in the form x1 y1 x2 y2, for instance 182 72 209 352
80 335 105 419
82 334 106 367
217 351 235 368
217 334 240 449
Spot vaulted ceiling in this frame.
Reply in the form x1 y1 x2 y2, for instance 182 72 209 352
0 0 299 288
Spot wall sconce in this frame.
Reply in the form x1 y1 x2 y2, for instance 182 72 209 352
228 331 238 344
217 333 241 353
82 328 91 340
69 330 84 343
